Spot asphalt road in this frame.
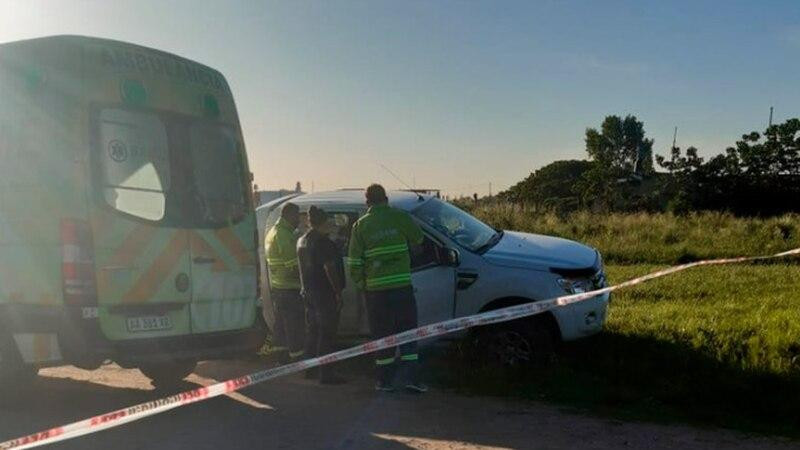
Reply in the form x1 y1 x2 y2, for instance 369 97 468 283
0 359 797 450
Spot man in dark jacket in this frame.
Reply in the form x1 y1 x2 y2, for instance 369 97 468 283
297 206 346 384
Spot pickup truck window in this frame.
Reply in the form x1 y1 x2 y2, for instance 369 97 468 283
413 198 497 252
411 235 439 270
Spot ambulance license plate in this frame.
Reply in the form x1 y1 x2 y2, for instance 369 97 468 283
126 316 172 332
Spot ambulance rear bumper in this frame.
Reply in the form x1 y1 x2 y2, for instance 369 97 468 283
113 326 266 366
0 304 265 367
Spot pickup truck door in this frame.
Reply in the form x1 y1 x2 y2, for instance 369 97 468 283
334 214 457 335
410 235 457 326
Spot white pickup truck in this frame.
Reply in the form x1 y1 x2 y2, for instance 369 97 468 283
257 190 609 365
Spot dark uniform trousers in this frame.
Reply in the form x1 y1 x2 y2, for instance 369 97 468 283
303 290 340 377
364 285 419 383
271 288 305 357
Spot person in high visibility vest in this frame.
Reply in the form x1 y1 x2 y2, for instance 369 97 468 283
265 202 305 360
347 184 427 393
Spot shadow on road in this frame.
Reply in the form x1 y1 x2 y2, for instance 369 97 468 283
1 347 797 450
0 358 537 449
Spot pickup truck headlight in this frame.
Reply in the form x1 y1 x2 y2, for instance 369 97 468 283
557 278 591 294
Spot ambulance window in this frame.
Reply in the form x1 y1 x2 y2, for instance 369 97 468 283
98 109 169 221
189 124 247 224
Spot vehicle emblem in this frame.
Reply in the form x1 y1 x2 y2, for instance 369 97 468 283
175 273 190 292
108 140 128 163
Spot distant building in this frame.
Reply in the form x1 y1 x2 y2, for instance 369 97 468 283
254 182 303 207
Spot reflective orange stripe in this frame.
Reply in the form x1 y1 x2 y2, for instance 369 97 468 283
190 232 229 272
123 231 188 303
214 228 254 266
106 225 158 267
96 224 158 295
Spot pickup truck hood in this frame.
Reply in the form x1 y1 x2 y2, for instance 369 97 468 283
483 231 599 272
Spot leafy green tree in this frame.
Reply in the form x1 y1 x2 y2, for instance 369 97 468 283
656 146 704 213
585 115 654 175
579 114 654 210
656 118 800 215
723 118 800 176
500 160 592 210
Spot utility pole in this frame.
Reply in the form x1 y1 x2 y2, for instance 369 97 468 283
768 106 774 128
488 182 492 197
672 126 678 150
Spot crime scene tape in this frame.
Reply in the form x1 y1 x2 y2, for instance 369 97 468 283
2 247 799 449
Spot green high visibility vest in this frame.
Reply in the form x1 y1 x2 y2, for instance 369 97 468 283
347 204 424 291
265 218 300 290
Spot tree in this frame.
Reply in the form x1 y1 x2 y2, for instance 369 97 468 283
579 115 654 210
725 118 800 177
500 160 592 209
656 118 800 215
585 115 654 176
656 146 705 213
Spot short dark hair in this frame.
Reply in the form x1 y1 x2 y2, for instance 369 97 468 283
365 184 388 206
308 206 328 227
281 202 299 218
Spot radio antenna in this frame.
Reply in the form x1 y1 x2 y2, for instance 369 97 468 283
378 163 424 200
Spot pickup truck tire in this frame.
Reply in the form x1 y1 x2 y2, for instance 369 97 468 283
139 360 197 389
471 316 557 367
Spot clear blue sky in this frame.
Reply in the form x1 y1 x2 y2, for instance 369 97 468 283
2 0 799 196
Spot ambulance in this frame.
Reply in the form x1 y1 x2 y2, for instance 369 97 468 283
0 36 263 387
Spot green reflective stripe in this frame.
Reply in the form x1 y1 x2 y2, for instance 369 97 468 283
367 273 412 285
270 279 300 289
375 357 396 366
364 244 408 258
289 350 305 359
366 273 412 288
400 354 419 361
345 257 363 266
267 258 298 267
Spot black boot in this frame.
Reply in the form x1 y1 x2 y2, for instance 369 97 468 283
400 359 427 394
375 362 396 392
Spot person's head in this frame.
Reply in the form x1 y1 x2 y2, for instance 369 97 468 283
308 206 330 234
365 183 388 207
281 202 300 228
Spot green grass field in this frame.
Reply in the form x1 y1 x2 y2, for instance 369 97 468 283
430 206 800 436
465 204 800 264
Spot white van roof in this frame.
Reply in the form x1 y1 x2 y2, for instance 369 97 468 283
278 189 432 212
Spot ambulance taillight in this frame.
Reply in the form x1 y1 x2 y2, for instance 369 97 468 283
60 219 98 306
254 228 262 300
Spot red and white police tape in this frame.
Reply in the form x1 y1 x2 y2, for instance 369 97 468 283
2 247 799 449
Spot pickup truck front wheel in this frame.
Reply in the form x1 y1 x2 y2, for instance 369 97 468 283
472 316 557 367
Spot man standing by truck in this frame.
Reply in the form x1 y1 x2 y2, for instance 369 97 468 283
297 206 346 384
347 184 427 393
265 202 305 361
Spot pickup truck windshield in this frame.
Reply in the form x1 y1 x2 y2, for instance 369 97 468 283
412 198 498 252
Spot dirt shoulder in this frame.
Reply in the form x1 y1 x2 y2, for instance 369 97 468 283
0 360 793 449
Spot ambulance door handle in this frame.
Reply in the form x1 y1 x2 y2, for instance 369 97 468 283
193 256 216 264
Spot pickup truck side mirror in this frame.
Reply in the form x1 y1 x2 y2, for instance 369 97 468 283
444 248 460 267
